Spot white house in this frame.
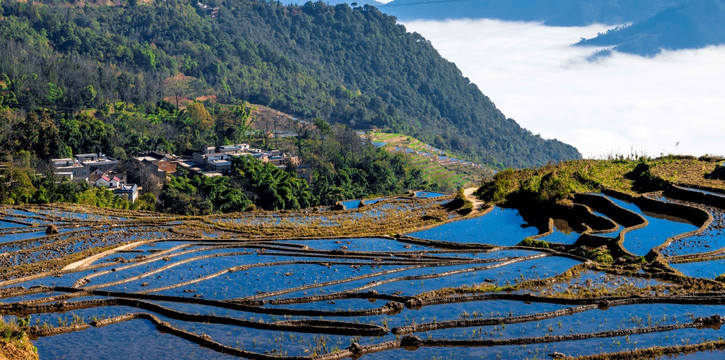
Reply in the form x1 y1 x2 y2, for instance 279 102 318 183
95 175 121 188
113 184 138 203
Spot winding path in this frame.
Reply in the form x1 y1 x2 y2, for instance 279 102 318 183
463 187 486 213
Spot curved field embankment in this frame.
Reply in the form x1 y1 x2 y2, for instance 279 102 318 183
666 185 725 210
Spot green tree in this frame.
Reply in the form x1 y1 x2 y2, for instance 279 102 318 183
80 85 97 108
46 82 64 104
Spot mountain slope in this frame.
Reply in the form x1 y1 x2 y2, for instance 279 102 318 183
380 0 687 26
577 0 725 56
0 0 580 168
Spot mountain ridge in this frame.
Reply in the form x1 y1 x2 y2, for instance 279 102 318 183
577 0 725 56
380 0 688 26
0 0 581 168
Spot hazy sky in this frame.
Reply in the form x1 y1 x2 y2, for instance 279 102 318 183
402 19 725 158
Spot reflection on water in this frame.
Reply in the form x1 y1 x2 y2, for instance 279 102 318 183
408 207 539 246
606 197 699 256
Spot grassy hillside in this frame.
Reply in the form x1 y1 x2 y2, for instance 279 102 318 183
476 155 725 205
367 132 493 192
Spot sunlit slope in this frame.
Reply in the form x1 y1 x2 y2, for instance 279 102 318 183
367 132 494 191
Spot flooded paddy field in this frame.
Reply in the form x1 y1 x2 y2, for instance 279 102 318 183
2 193 725 359
408 207 539 246
662 206 725 257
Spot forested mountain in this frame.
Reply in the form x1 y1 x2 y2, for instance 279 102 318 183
0 0 579 168
380 0 687 26
577 0 725 56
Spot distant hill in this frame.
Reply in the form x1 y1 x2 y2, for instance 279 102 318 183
283 0 383 6
577 0 725 56
380 0 687 26
0 0 580 168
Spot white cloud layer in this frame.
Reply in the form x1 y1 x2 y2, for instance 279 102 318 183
402 18 725 158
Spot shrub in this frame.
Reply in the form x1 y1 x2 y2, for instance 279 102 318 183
516 171 573 205
520 237 549 248
521 237 533 247
708 165 725 180
475 169 515 203
538 173 572 203
625 160 667 193
444 188 473 215
699 155 725 162
587 248 614 264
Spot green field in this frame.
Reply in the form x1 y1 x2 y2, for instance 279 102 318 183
367 132 493 191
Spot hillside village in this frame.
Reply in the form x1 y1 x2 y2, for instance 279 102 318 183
50 144 299 203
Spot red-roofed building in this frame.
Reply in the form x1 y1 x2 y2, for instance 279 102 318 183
95 175 121 188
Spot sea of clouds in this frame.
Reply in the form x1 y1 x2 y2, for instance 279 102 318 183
402 19 725 159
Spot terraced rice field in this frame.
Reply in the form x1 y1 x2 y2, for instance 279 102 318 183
366 132 493 191
2 188 725 359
